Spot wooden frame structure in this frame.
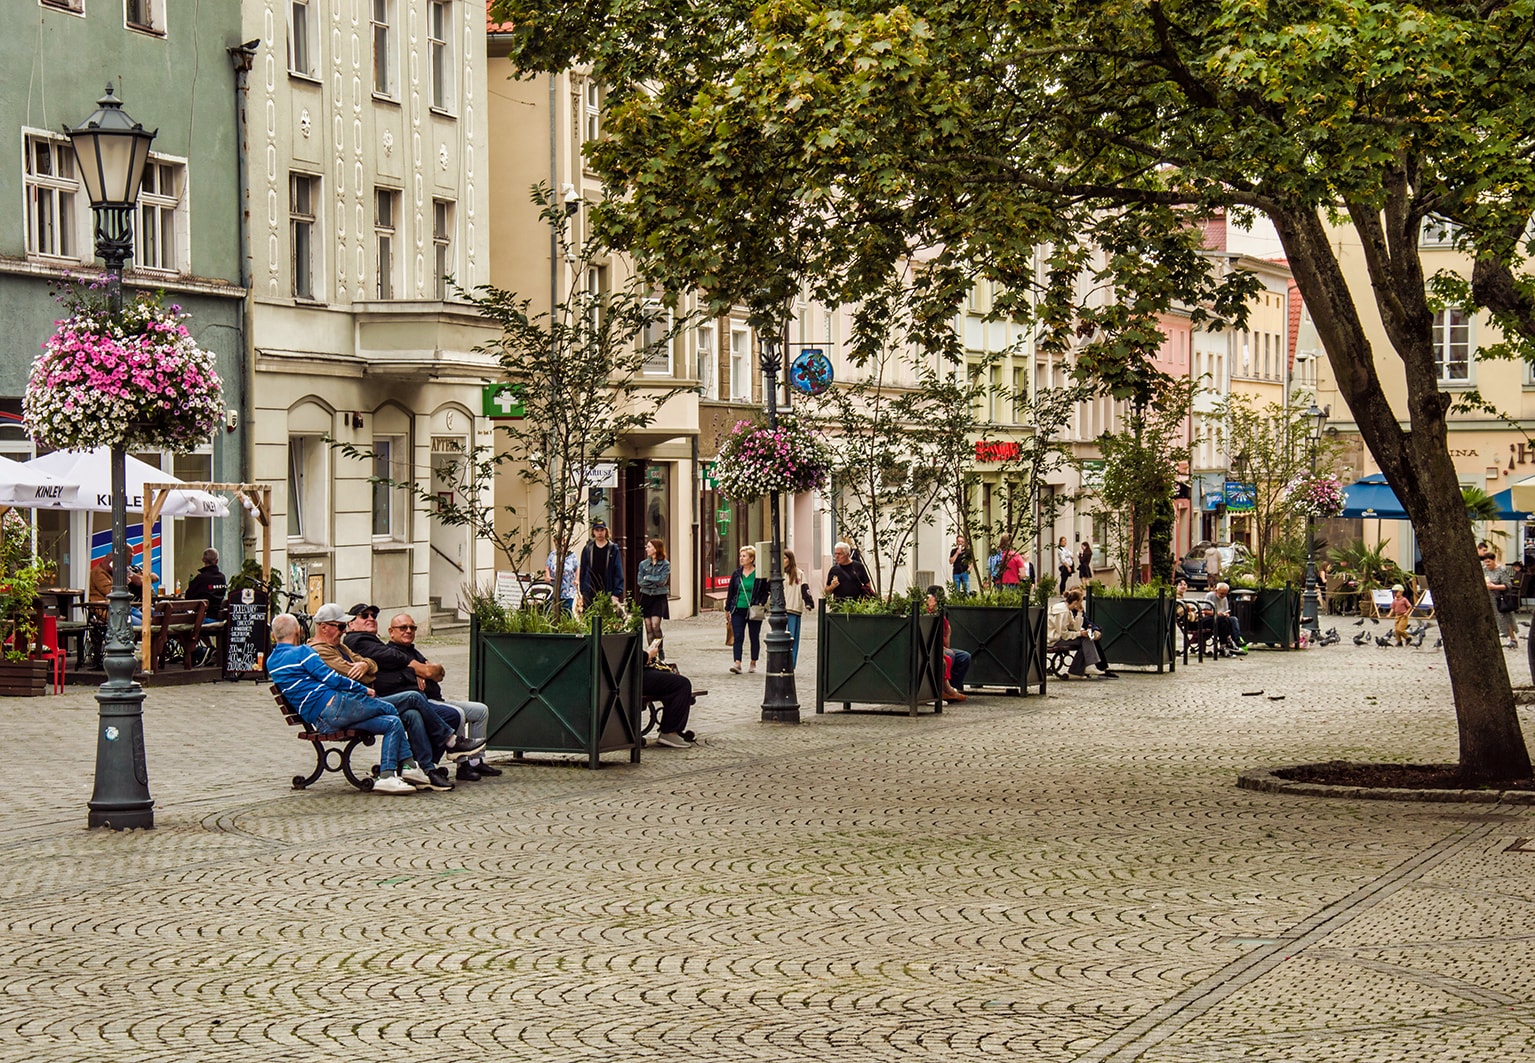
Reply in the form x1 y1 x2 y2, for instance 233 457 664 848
139 482 272 674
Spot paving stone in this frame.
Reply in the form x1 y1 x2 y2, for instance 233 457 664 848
0 616 1530 1061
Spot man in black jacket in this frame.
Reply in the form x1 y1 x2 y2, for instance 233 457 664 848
344 604 495 780
185 548 228 617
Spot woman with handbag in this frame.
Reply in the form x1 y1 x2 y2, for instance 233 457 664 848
1483 552 1519 649
726 546 769 673
783 549 813 668
636 538 671 649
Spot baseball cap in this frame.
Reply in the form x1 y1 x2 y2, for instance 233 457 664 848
590 517 607 529
1391 584 1404 593
313 602 349 625
347 603 380 619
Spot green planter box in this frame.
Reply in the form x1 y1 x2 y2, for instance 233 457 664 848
470 615 643 768
1249 586 1301 649
946 604 1049 694
815 601 944 716
1086 590 1177 672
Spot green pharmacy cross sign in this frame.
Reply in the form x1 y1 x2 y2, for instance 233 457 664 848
483 384 525 420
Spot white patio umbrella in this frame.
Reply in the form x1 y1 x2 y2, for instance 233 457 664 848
0 454 80 507
1509 472 1535 514
18 449 229 517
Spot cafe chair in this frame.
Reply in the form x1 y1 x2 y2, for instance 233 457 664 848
35 612 66 694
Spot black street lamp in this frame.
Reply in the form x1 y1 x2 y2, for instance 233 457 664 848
758 334 800 724
67 85 157 830
1301 402 1330 639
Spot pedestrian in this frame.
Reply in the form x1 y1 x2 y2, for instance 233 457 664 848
636 537 670 649
642 640 698 748
726 546 768 673
783 549 813 668
578 517 624 610
825 541 875 601
545 534 579 616
995 533 1024 587
949 534 973 595
1056 535 1074 590
1078 540 1094 584
1202 541 1222 586
1483 552 1519 649
1388 583 1413 646
923 585 970 702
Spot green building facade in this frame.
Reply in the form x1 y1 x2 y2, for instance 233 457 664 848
2 0 249 586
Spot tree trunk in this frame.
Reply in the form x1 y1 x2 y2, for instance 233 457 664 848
1273 206 1531 784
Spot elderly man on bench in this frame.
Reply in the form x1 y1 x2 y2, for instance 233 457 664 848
267 613 434 796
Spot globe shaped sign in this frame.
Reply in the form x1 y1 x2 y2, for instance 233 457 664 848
789 348 834 396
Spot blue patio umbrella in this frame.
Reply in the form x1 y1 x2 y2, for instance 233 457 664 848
1340 473 1408 520
1487 488 1533 522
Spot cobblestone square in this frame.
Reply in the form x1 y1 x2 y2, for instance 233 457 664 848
2 616 1531 1061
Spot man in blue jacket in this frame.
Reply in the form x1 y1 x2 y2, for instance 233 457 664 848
267 612 434 795
579 518 625 609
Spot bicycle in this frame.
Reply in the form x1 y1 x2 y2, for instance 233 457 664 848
272 587 313 642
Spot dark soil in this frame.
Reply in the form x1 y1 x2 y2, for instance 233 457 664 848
1276 761 1535 791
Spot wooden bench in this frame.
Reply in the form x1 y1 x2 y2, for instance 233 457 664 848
151 599 207 669
269 684 377 792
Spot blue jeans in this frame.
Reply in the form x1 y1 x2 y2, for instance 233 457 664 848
382 690 454 767
953 572 970 594
786 612 803 668
949 649 972 690
312 693 410 773
730 607 762 664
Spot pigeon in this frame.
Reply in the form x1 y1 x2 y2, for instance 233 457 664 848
1317 628 1341 647
1407 621 1427 637
1411 629 1428 648
1353 631 1371 645
1433 637 1443 648
1353 618 1366 627
1375 635 1394 647
1369 617 1381 625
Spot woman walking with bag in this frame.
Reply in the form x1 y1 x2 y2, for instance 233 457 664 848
636 538 671 650
1484 552 1519 649
783 549 813 667
726 546 769 673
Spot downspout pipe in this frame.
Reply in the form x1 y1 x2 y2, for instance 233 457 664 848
229 39 259 562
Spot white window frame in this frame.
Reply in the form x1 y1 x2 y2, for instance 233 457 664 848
696 323 718 400
288 0 316 79
583 81 601 145
41 0 85 14
290 172 320 301
124 0 165 34
729 327 752 402
135 155 187 274
640 297 672 375
432 198 454 300
374 188 398 300
23 131 84 263
584 265 607 334
1431 308 1471 385
428 0 453 113
287 434 328 543
371 0 396 99
371 435 409 541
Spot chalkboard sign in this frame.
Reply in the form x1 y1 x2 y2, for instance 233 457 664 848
223 589 268 680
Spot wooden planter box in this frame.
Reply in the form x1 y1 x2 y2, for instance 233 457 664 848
1249 586 1301 649
0 658 47 696
1086 590 1177 673
946 603 1049 695
815 601 944 716
470 615 643 768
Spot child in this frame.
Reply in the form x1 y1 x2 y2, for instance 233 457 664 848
1388 583 1412 645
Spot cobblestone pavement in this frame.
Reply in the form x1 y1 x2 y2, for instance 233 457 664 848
3 614 1533 1061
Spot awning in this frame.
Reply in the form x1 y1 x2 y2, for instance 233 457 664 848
0 454 80 507
1340 473 1408 520
18 449 229 517
1508 473 1535 514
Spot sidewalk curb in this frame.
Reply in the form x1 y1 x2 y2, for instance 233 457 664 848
1237 765 1535 804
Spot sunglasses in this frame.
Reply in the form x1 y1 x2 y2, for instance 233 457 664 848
319 620 346 629
391 624 417 631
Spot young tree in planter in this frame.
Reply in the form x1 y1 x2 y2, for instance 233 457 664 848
1217 394 1348 584
337 187 686 608
1092 378 1201 588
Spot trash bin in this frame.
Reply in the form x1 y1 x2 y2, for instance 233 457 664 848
1229 589 1256 640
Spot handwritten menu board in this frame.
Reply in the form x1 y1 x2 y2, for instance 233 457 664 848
222 589 268 680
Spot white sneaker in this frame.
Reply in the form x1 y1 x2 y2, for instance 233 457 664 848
655 732 688 748
373 775 415 795
400 765 430 787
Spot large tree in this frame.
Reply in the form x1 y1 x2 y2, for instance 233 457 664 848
492 1 1535 781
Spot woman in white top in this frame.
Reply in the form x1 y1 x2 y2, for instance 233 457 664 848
783 549 812 668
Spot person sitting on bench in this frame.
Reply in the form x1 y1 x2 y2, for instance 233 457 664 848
267 613 432 796
1048 588 1117 679
1206 583 1247 655
642 639 696 748
923 585 971 701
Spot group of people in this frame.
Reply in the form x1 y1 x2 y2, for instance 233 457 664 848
268 602 492 795
1173 579 1250 656
947 534 1092 594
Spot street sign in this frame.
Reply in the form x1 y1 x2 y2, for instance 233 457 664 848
482 384 525 419
789 348 834 396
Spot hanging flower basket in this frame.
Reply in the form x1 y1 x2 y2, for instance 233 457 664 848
711 414 831 501
23 285 224 453
1286 473 1345 519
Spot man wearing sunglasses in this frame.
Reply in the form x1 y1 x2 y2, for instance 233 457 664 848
382 612 498 781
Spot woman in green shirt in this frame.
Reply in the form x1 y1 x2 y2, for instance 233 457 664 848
725 546 769 673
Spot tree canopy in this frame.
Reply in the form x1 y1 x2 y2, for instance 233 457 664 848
490 0 1535 778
